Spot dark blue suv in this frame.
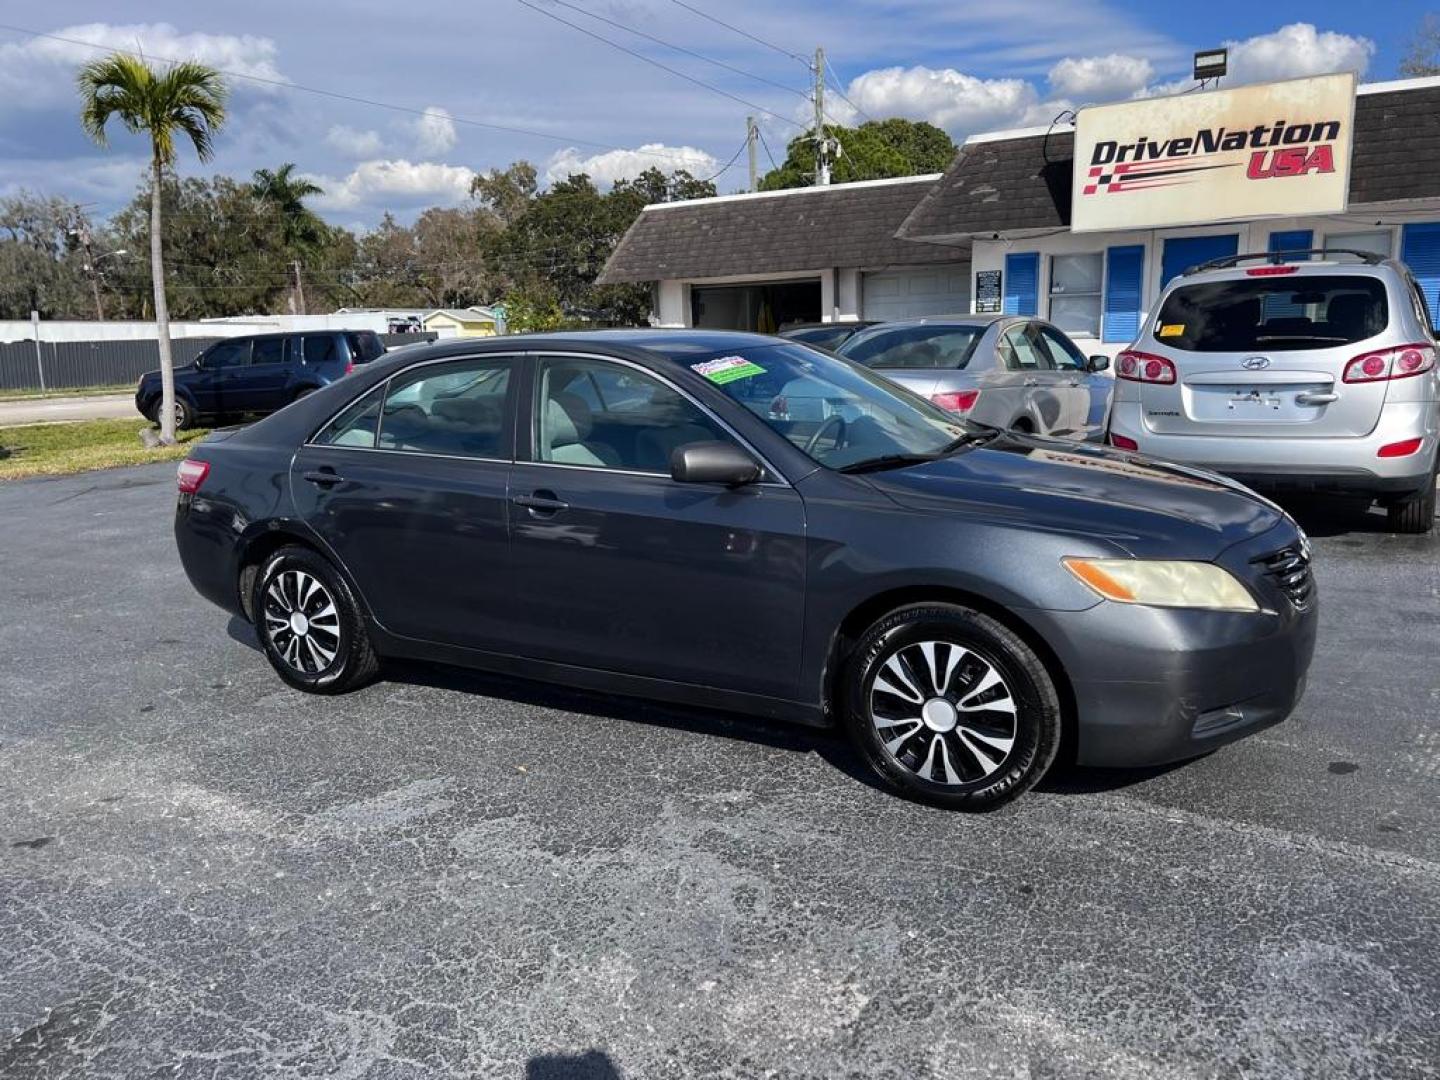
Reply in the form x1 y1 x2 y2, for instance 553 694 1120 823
136 330 386 430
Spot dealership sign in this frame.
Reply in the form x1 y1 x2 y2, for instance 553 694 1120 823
1071 72 1356 233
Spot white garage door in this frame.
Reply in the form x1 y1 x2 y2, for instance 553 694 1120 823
862 266 970 321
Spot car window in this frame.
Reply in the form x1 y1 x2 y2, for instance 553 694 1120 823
685 342 970 470
203 339 250 369
378 357 513 458
784 326 854 350
998 326 1052 370
1035 325 1087 371
252 337 285 366
346 332 384 363
303 336 340 364
533 356 730 473
839 326 984 369
1154 276 1389 351
1406 276 1435 337
312 384 385 448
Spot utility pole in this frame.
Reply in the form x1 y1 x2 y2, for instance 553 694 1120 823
72 210 105 321
812 46 830 186
746 115 758 192
293 259 307 316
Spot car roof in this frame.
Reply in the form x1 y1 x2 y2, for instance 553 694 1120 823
1172 256 1408 287
852 313 1012 332
781 321 874 331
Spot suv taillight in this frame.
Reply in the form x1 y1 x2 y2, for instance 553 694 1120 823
1116 350 1177 384
343 360 355 376
931 389 980 414
1342 343 1437 383
176 459 209 495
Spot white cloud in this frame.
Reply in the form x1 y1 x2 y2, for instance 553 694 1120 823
833 65 1040 141
307 159 476 212
1048 54 1154 101
544 143 719 187
414 106 457 156
1145 23 1374 97
0 22 285 107
325 125 383 158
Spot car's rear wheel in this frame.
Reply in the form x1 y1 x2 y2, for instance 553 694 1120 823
254 546 379 694
170 397 195 431
843 604 1061 810
1386 465 1437 534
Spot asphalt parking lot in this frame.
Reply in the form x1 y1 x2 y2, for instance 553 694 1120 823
1 463 1437 1079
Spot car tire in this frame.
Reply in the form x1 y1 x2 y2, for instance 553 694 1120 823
172 396 196 431
1386 466 1437 534
253 545 380 694
842 604 1061 810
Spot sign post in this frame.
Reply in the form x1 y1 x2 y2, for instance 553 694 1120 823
30 309 45 392
1071 72 1356 233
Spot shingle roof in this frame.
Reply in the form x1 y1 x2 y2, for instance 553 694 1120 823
898 83 1440 242
597 176 961 285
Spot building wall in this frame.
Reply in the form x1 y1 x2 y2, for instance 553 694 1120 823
970 205 1440 358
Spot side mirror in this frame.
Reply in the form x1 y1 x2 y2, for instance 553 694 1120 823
192 354 205 370
1087 355 1111 373
670 441 762 486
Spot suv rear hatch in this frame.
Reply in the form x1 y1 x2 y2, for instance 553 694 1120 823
1137 272 1393 439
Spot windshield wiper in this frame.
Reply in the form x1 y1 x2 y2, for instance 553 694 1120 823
837 453 939 474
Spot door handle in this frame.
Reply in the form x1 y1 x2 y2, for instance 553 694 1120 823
1023 378 1040 387
513 491 569 515
1296 391 1338 406
301 469 344 486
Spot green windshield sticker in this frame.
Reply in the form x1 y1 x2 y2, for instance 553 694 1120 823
692 355 766 385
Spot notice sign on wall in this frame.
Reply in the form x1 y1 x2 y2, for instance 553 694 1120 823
1071 72 1356 233
975 270 1002 312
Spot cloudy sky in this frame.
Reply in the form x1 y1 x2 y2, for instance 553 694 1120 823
0 1 1430 228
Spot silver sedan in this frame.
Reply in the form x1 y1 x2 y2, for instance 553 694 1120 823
837 314 1113 440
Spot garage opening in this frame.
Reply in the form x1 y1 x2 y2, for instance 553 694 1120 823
690 280 821 331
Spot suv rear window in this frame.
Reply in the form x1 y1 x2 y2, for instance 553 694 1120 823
840 326 984 369
345 332 385 363
1154 276 1388 352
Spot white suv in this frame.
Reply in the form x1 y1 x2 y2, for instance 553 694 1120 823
1107 250 1439 533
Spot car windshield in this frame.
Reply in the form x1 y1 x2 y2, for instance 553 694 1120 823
839 325 986 369
1154 276 1389 351
782 325 858 350
677 342 973 470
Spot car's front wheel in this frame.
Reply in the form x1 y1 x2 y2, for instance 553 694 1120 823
254 546 379 694
843 604 1061 810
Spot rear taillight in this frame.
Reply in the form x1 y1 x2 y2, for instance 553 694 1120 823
1246 265 1299 276
343 360 355 376
1108 433 1139 451
176 459 209 495
1378 438 1424 458
1116 350 1176 384
931 389 980 414
1343 344 1437 383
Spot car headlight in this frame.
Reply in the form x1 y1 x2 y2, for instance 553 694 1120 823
1062 557 1258 612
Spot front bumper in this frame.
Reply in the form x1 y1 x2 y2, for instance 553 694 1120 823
1108 399 1438 495
1023 526 1319 767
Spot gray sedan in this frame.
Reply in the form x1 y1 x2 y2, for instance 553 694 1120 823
838 314 1113 440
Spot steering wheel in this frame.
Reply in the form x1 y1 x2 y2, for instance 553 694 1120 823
803 413 848 456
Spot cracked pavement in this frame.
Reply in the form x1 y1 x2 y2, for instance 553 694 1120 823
1 463 1438 1079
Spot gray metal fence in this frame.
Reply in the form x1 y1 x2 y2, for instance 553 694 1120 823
0 332 438 392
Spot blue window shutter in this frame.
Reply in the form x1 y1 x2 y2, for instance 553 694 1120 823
1268 230 1312 260
1402 223 1440 323
1004 253 1039 316
1102 245 1144 343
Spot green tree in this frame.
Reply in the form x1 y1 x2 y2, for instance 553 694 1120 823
759 118 956 191
250 163 326 313
1401 14 1440 76
78 53 226 444
0 193 95 319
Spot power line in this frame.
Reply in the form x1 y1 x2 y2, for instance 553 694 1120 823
698 138 750 183
666 0 810 67
538 0 807 100
757 128 780 172
513 0 802 129
0 22 720 167
825 66 874 124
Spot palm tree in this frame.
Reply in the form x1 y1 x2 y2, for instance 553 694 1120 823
250 164 325 314
78 54 226 445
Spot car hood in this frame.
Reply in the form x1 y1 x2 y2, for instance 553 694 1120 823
864 431 1287 559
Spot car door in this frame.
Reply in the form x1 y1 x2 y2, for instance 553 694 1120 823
1034 323 1105 439
190 338 252 416
240 335 291 413
995 323 1066 432
289 353 518 650
505 352 808 701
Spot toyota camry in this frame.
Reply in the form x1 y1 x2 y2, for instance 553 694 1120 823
174 330 1318 809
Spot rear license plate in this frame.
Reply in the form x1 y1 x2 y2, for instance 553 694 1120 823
1227 388 1283 412
1189 383 1327 424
